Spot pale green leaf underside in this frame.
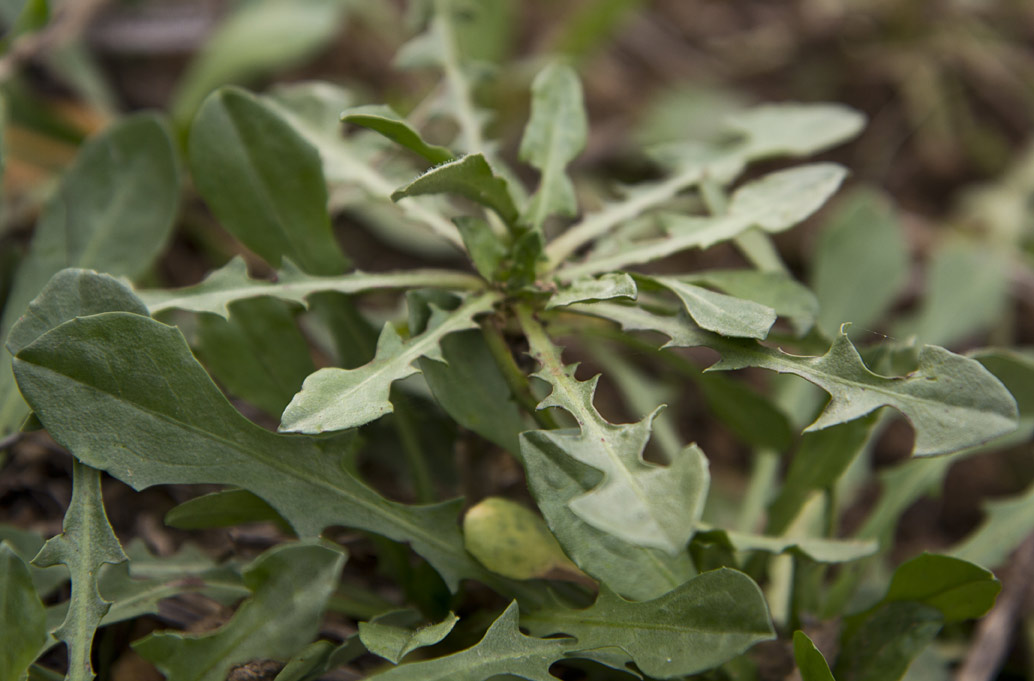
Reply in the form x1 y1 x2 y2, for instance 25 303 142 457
650 276 776 339
391 153 519 225
521 432 698 600
951 478 1034 568
280 292 499 433
571 304 1019 456
560 163 845 280
342 104 454 165
359 610 459 664
368 602 570 681
726 103 866 159
684 269 819 336
519 62 588 230
137 256 483 318
12 312 531 594
695 527 878 563
524 568 775 679
545 273 636 309
135 542 345 681
33 460 127 681
521 310 706 554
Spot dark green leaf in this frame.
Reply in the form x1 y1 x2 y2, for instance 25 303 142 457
135 541 346 681
794 631 836 681
342 105 454 165
0 114 179 436
195 297 315 416
835 602 942 681
391 153 519 225
165 489 288 530
453 216 508 280
367 602 571 681
189 86 348 275
0 542 48 681
13 312 527 594
883 553 999 623
523 569 775 678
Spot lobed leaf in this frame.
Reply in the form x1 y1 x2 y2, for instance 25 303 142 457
137 256 483 318
523 568 775 678
519 308 707 554
281 291 500 433
135 541 345 681
519 62 588 231
33 459 127 681
11 311 530 594
189 86 348 275
342 104 454 165
391 153 519 225
367 602 572 681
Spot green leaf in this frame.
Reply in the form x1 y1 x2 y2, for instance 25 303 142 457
523 569 775 678
453 216 508 280
519 62 588 231
561 163 845 279
165 489 288 530
342 105 454 165
12 311 533 594
650 276 777 339
0 542 48 681
519 308 707 554
882 553 1000 624
189 86 348 275
693 528 877 563
900 244 1011 347
810 189 908 336
463 497 580 581
794 631 837 681
709 331 1019 456
951 478 1034 568
684 269 819 336
835 602 942 681
767 418 879 534
572 304 1018 456
273 638 364 681
281 291 500 433
521 432 696 600
195 297 315 416
6 269 149 357
134 541 346 681
0 525 67 597
0 114 179 436
725 103 866 160
367 602 572 681
137 256 483 318
171 0 348 125
545 274 636 310
359 610 459 664
391 153 520 225
416 324 525 454
32 459 127 681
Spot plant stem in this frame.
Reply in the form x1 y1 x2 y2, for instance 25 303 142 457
479 316 558 430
